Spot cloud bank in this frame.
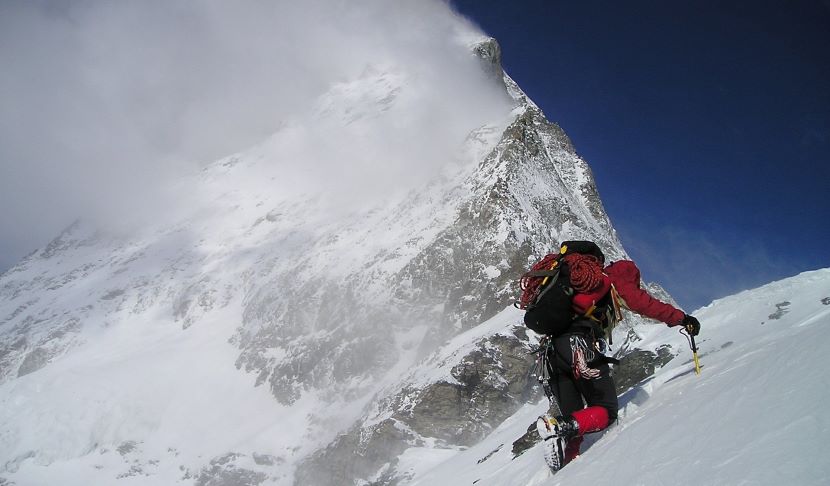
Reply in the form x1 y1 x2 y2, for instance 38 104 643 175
0 0 511 270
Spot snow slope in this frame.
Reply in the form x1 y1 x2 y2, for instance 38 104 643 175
405 268 830 486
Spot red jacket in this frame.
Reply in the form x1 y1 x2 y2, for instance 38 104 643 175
604 260 685 325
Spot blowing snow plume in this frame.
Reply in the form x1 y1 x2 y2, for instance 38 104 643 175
0 0 512 270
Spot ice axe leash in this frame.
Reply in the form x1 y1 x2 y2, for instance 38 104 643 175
681 327 702 375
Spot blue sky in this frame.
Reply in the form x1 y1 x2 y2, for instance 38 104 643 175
451 0 830 311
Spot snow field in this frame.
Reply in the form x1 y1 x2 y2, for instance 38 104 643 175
407 269 830 486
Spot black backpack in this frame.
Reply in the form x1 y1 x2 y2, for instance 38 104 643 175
518 241 607 336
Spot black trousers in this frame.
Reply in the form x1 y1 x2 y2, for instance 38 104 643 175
549 332 619 422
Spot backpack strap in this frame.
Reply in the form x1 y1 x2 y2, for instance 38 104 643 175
531 270 569 309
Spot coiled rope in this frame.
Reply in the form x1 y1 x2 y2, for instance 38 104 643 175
563 253 603 293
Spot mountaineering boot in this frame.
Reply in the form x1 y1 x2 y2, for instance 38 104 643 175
536 414 580 472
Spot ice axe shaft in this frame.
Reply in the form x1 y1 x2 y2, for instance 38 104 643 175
681 327 702 376
690 333 701 375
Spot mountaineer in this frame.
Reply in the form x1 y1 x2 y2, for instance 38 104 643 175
518 241 701 471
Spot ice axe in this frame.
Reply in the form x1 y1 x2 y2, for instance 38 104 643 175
690 333 701 375
681 327 702 375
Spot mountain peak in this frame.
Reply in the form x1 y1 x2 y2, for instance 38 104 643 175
2 32 632 486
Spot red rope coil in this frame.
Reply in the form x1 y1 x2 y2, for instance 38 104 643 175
518 253 559 309
563 253 603 293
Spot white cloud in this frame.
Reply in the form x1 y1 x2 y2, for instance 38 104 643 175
0 0 511 269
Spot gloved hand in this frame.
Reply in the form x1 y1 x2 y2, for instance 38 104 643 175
681 314 701 336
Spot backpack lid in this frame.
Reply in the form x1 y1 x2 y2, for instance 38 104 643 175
560 240 605 264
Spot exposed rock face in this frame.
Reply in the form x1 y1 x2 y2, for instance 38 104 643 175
295 323 541 486
473 37 507 89
194 454 267 486
511 422 539 458
612 345 674 392
397 331 539 445
293 419 418 486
